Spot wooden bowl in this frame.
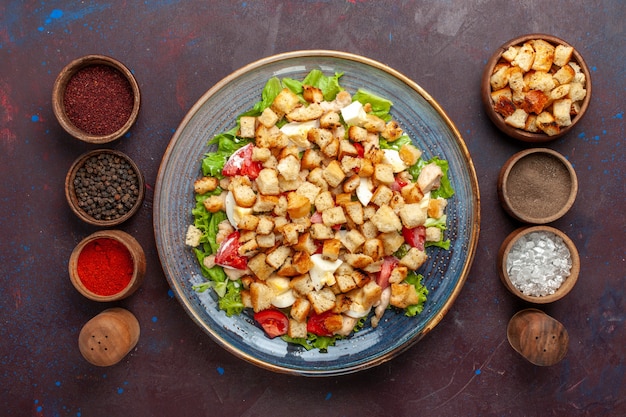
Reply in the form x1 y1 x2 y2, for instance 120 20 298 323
498 148 577 224
481 34 591 142
52 54 141 144
498 225 580 303
65 149 145 227
69 230 146 302
507 308 568 366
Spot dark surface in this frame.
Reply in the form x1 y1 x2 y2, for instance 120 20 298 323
1 1 624 416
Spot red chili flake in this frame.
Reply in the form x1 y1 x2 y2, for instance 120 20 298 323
63 64 134 136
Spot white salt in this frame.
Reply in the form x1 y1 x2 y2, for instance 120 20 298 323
506 231 572 297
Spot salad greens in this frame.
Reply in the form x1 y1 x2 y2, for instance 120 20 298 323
191 70 454 351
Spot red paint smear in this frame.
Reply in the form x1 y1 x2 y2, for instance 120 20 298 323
0 80 18 154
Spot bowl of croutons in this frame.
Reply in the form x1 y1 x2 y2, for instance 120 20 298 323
481 34 591 142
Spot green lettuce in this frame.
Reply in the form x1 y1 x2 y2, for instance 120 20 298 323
353 89 393 121
408 156 455 199
403 272 428 316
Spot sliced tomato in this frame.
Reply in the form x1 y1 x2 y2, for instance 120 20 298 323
403 225 426 251
353 142 365 158
377 256 399 289
254 309 289 338
222 143 262 179
307 311 336 337
214 231 247 270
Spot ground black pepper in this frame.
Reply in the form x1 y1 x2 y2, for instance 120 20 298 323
505 153 572 219
73 153 140 221
64 64 134 136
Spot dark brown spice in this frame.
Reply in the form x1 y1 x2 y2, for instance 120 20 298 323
63 64 134 136
505 153 572 219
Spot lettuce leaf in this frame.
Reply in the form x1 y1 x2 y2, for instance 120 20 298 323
408 156 455 199
379 134 411 151
353 89 393 121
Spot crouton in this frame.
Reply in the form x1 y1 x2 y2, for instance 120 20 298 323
553 44 574 67
401 183 424 204
501 45 519 62
357 158 374 178
237 213 260 231
194 176 219 195
286 192 311 219
256 168 280 195
530 39 555 72
344 201 364 225
301 148 323 170
256 233 276 248
231 181 256 208
323 160 346 188
319 111 342 129
528 71 556 93
389 193 405 213
322 206 347 227
343 253 374 269
399 203 427 228
550 84 571 101
257 107 279 128
336 273 358 293
290 297 311 322
281 222 302 245
266 246 292 269
251 146 272 163
373 163 395 185
536 111 560 136
398 144 422 167
363 114 386 133
203 194 225 213
271 88 301 118
314 190 335 212
342 174 361 194
520 90 549 114
511 42 535 72
360 220 379 239
288 318 308 339
505 108 529 129
371 184 393 207
427 197 448 219
250 282 273 312
238 238 258 257
239 116 256 138
292 251 314 274
380 232 405 256
553 64 575 85
390 283 420 309
247 253 275 280
553 99 572 127
310 223 334 240
507 66 525 94
399 247 427 270
253 194 278 212
340 229 366 253
348 125 368 142
568 82 587 102
425 226 442 243
308 127 334 149
293 232 318 255
321 137 339 158
287 102 324 122
301 84 323 103
490 63 511 90
308 288 337 314
362 238 384 261
389 265 409 284
307 167 328 190
381 120 403 141
277 154 301 181
322 238 342 261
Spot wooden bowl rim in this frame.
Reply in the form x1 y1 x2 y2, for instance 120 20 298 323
481 33 592 143
52 54 141 144
497 147 578 224
65 149 145 227
68 230 146 302
497 225 580 304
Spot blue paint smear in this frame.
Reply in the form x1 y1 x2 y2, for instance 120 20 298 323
151 316 158 323
167 289 174 298
325 392 332 400
117 387 124 394
475 369 482 375
36 406 43 412
217 366 225 375
31 115 39 122
55 380 61 387
614 112 623 119
50 9 64 19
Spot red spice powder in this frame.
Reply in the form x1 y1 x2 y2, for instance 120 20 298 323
63 64 134 136
77 238 134 296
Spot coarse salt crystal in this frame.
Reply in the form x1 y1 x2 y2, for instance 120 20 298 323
506 231 572 297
